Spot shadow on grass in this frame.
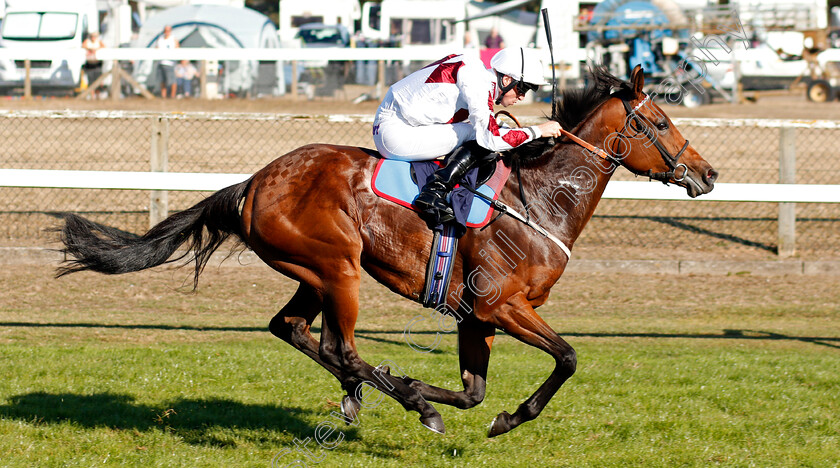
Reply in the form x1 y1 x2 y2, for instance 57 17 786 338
3 322 837 349
0 322 266 333
353 330 449 354
0 392 361 446
0 323 450 354
558 329 840 349
353 328 840 350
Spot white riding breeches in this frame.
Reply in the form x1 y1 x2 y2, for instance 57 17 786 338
373 105 476 161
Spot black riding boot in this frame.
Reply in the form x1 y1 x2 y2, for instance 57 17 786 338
414 142 492 225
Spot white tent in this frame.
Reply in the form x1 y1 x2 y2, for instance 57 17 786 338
132 4 284 96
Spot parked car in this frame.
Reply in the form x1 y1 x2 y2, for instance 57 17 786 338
288 23 351 98
296 23 351 47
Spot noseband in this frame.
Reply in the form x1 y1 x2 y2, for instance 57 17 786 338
616 95 690 184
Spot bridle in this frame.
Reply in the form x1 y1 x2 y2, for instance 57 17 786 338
557 94 690 184
619 95 690 183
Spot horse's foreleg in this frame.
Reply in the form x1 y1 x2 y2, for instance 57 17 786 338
483 293 576 438
408 317 495 410
317 271 446 433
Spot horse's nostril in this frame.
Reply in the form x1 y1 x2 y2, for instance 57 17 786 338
706 169 718 184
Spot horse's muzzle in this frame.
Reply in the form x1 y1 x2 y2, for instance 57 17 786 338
684 166 718 198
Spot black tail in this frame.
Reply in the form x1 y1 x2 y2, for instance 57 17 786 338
56 180 251 288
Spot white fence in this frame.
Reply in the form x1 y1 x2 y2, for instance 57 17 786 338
1 45 833 70
1 169 839 203
3 45 839 101
0 46 474 100
0 46 582 100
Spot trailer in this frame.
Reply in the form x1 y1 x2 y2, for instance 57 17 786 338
800 29 840 102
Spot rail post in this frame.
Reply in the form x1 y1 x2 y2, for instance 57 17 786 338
731 40 742 104
24 59 32 100
291 61 298 99
778 125 796 257
110 59 120 101
376 60 385 99
150 116 170 228
200 60 207 99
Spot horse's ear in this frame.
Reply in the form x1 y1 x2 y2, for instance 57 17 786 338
630 65 645 95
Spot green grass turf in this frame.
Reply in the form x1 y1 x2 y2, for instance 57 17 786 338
1 266 838 466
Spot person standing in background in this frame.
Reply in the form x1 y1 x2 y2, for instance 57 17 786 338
82 31 106 98
175 60 199 98
155 25 179 98
483 27 505 49
463 30 477 49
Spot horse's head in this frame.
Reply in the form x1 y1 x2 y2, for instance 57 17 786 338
604 66 718 197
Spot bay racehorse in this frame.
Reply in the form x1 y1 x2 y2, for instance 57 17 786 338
56 66 717 437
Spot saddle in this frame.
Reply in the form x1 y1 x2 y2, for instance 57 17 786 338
371 156 512 308
371 158 511 229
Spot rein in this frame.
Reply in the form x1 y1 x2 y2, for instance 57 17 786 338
472 93 692 260
557 126 612 161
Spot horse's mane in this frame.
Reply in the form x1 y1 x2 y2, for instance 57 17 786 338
505 67 634 167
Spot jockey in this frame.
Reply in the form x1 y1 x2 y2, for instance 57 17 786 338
373 47 563 225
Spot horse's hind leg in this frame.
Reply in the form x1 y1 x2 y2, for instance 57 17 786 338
483 293 577 438
407 316 496 410
316 268 447 433
268 284 364 410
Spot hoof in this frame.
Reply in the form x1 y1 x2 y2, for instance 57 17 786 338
420 414 446 434
487 411 512 438
340 395 361 423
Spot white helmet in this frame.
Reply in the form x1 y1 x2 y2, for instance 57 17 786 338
490 47 548 86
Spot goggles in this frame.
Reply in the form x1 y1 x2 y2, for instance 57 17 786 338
514 80 539 95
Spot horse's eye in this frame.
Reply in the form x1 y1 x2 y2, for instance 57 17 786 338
656 121 669 131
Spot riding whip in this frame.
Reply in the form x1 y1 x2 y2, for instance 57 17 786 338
541 8 558 120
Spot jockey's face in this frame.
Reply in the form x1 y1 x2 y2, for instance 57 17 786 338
499 75 527 107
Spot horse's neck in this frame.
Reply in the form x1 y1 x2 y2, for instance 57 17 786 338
519 116 616 249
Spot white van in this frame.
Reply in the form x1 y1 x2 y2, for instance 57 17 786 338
0 0 99 95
